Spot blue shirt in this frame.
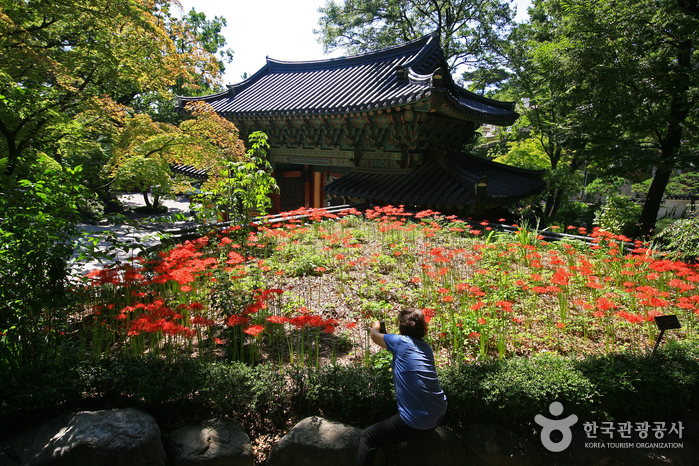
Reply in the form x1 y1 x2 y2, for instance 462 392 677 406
384 333 447 429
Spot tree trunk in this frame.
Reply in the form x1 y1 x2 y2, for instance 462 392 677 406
635 166 672 238
141 191 152 207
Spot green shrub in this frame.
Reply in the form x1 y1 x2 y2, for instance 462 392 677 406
550 200 595 228
654 213 699 262
287 251 330 276
593 196 641 237
202 361 285 416
441 354 597 425
291 363 394 426
440 348 699 426
576 347 699 419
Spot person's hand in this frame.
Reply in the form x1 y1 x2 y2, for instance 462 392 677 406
370 321 387 349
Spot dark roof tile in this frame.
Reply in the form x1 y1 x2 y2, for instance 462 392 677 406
323 152 545 210
179 34 517 124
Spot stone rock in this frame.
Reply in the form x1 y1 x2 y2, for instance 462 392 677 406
543 425 615 466
376 426 469 466
611 444 699 466
462 423 544 466
266 416 362 466
166 418 254 466
0 408 167 466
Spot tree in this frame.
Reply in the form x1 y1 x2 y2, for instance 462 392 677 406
521 0 699 237
192 132 279 224
489 12 591 223
0 0 227 368
0 0 221 178
315 0 516 73
109 102 247 208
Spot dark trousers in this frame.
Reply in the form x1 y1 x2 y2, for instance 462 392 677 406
356 413 434 466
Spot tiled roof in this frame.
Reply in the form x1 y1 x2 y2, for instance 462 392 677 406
179 34 517 125
170 164 208 181
323 152 545 209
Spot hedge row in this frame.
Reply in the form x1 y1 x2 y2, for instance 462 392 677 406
1 343 697 439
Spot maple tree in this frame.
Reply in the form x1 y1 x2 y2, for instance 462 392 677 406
109 102 246 207
0 0 221 178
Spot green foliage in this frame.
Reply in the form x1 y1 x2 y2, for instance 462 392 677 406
633 171 699 198
654 213 699 262
202 362 286 415
292 364 394 426
0 168 82 370
112 156 175 208
440 349 699 426
315 0 515 75
518 0 699 234
494 138 550 170
2 348 698 437
0 0 222 178
287 251 330 277
549 201 595 229
586 177 641 236
593 197 641 237
193 131 278 223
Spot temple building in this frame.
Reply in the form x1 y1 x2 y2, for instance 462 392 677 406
177 33 545 216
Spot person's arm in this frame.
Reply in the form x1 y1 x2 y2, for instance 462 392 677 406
370 321 387 349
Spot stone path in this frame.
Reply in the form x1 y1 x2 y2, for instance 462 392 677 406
70 194 199 276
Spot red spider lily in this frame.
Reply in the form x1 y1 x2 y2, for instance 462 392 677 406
243 325 264 337
495 301 513 312
347 322 358 330
550 268 572 286
586 280 604 290
573 299 593 310
422 308 436 323
471 301 486 311
616 311 645 324
226 315 249 327
556 322 565 329
266 315 288 325
477 318 486 325
191 316 215 327
669 279 696 293
226 251 245 265
596 297 618 312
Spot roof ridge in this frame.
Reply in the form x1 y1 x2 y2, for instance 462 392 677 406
264 33 438 72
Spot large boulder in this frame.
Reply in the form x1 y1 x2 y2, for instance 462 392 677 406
0 408 167 466
461 423 544 466
266 416 362 466
166 418 254 466
376 426 468 466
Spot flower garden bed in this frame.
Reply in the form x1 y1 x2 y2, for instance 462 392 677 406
78 205 699 366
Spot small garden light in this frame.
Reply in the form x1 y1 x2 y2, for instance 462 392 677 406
652 315 681 353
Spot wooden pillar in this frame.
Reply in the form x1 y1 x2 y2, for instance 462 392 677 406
313 171 324 208
304 165 311 208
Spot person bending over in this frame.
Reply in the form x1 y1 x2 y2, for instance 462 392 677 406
356 307 447 466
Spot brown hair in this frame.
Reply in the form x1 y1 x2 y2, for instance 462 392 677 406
397 307 428 338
